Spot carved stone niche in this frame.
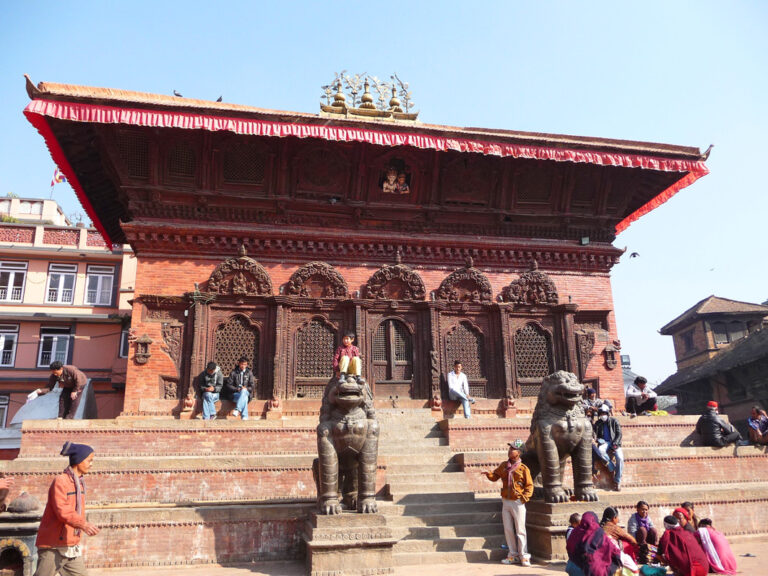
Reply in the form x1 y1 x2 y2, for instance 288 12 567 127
206 245 273 296
500 261 559 305
575 331 596 381
285 261 348 298
364 255 426 301
604 341 620 370
435 257 493 303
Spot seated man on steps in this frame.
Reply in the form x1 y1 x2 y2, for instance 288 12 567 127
592 404 624 491
195 361 224 420
222 356 254 420
625 376 657 416
695 401 742 447
447 360 475 419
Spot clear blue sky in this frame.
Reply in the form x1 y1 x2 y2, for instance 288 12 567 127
1 1 766 384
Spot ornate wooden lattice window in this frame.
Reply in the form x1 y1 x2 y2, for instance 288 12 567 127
223 144 266 184
213 316 259 375
445 322 486 380
296 320 335 378
372 319 413 383
167 142 197 180
514 323 554 396
117 131 149 179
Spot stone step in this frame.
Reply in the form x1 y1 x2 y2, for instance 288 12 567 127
388 482 470 496
387 471 467 484
389 491 477 505
378 498 501 517
392 549 507 565
385 463 462 474
383 511 500 527
393 533 506 553
380 454 455 467
388 522 504 540
380 438 450 448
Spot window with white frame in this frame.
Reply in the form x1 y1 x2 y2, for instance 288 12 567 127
119 329 130 358
38 326 70 367
0 396 8 428
0 325 18 367
46 264 77 304
85 265 115 306
0 261 27 302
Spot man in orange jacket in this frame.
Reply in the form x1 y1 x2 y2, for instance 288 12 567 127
482 439 534 567
34 442 99 576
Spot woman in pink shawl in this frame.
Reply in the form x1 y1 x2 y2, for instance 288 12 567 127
696 518 737 574
566 511 623 576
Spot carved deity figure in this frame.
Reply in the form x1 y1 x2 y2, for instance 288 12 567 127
521 371 598 503
314 374 379 514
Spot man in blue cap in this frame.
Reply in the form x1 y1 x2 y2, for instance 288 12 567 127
35 442 100 576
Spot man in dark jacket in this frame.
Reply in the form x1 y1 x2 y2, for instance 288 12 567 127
34 362 88 419
196 362 224 420
695 401 742 447
592 404 624 491
222 357 254 420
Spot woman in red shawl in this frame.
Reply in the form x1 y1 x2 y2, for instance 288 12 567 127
566 511 623 576
658 515 709 576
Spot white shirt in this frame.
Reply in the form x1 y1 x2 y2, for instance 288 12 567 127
625 383 657 399
447 370 469 397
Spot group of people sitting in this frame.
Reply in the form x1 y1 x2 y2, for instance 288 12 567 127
195 357 255 420
566 501 737 575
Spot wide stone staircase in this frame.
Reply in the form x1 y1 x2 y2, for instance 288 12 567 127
4 411 768 568
376 409 506 565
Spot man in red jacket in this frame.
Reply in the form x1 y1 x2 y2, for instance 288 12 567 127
34 442 99 576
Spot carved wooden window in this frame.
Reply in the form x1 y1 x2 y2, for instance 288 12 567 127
117 131 149 179
445 322 486 379
514 322 554 396
372 319 413 383
223 144 266 184
214 316 260 375
167 142 197 179
296 320 334 378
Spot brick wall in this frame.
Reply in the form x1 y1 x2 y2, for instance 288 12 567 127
0 225 34 243
42 228 78 245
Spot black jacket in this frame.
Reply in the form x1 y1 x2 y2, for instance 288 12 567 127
696 408 735 445
221 367 255 401
593 417 623 447
195 367 224 397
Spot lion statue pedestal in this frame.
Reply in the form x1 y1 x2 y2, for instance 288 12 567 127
303 374 394 575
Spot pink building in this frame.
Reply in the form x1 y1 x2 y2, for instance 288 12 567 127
0 198 135 455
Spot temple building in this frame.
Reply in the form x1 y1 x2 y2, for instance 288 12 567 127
657 295 768 425
21 75 709 418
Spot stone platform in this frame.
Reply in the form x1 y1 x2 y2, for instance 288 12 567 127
1 411 767 570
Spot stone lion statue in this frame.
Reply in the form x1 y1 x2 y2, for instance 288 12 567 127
522 370 598 503
314 374 379 514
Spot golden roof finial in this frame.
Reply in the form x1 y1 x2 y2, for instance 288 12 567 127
389 84 403 113
360 79 376 109
332 80 346 109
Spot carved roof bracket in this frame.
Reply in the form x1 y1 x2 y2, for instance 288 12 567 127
435 262 493 303
206 246 273 297
500 261 559 305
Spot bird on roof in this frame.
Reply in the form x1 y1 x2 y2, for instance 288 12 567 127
173 90 183 97
216 96 222 102
629 252 640 258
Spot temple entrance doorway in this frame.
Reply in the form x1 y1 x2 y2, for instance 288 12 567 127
370 318 413 399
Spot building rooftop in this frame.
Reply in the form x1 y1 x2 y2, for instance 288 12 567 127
659 295 768 335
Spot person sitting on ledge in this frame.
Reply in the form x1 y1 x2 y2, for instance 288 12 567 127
196 361 224 420
582 387 603 422
222 356 254 420
592 404 624 491
625 376 657 416
627 500 658 564
681 501 700 531
657 515 709 576
747 405 768 445
695 401 742 447
333 332 361 378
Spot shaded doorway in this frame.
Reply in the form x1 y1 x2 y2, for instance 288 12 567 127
371 319 413 398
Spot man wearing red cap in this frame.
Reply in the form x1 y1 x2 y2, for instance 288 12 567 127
695 401 742 447
35 442 100 576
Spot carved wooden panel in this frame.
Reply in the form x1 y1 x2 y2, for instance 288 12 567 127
371 319 413 382
207 247 273 296
514 322 554 396
445 321 486 379
160 375 179 400
161 323 183 373
501 262 559 305
296 319 335 378
294 144 351 199
213 315 260 375
364 263 426 301
440 154 495 207
116 130 149 180
435 261 493 303
285 261 348 298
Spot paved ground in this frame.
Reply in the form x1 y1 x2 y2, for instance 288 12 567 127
89 538 767 575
